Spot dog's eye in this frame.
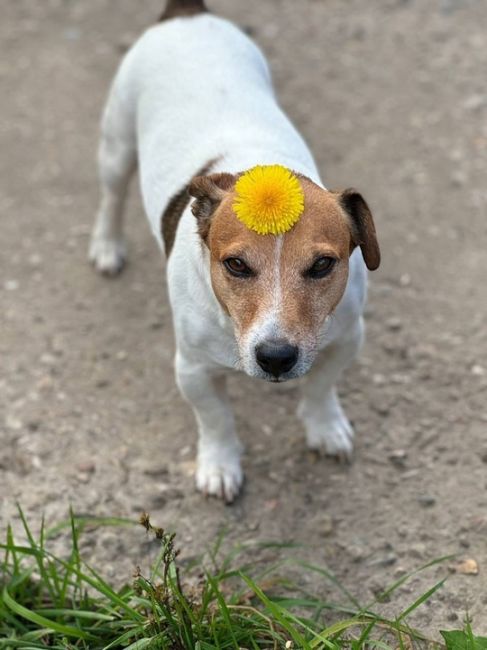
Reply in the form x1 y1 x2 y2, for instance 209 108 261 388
223 257 253 278
305 256 337 279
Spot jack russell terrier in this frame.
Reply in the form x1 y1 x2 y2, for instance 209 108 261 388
89 0 380 502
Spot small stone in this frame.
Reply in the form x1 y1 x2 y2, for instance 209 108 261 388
372 402 390 416
28 253 42 267
149 493 167 509
394 566 408 577
264 499 280 510
463 93 487 111
76 473 90 484
399 273 411 287
348 543 367 562
368 553 398 567
4 280 19 291
451 171 467 187
386 316 402 331
409 543 427 559
143 464 169 477
454 558 479 575
388 449 408 467
402 469 420 479
37 375 54 391
471 364 485 377
76 461 95 474
318 514 334 537
116 350 127 361
40 353 57 365
5 416 23 431
417 494 436 507
447 611 459 622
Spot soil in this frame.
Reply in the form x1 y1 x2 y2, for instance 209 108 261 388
1 0 487 636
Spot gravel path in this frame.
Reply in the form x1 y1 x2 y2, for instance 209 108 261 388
1 0 487 634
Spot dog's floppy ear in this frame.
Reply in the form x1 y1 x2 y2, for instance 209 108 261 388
188 173 236 241
337 189 381 270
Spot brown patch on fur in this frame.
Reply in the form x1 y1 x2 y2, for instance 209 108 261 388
187 171 380 352
159 0 208 21
189 172 236 243
277 182 353 337
336 188 380 270
205 177 356 341
161 160 216 256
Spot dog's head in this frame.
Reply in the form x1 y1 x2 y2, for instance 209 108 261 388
188 170 380 381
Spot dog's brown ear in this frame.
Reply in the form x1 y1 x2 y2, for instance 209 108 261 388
337 189 381 270
189 173 235 241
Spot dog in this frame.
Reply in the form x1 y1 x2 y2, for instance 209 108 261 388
89 0 380 502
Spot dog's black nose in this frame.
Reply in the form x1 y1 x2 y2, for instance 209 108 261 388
255 340 298 377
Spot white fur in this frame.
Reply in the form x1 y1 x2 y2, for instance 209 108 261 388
90 14 368 501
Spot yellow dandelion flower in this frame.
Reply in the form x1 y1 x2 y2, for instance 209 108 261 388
233 165 305 235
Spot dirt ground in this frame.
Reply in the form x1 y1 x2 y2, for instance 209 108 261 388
1 0 487 635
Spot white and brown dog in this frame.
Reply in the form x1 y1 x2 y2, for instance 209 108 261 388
89 0 380 502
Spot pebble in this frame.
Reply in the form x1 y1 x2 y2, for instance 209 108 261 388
454 558 479 575
76 461 96 474
451 170 467 187
417 494 436 507
348 543 368 562
409 543 427 559
385 316 403 331
368 552 398 567
149 493 168 509
318 514 334 537
394 566 408 578
143 464 169 477
463 93 487 112
388 449 408 467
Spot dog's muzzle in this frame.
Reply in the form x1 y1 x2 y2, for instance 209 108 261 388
255 339 299 379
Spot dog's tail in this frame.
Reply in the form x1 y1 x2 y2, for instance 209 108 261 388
159 0 208 21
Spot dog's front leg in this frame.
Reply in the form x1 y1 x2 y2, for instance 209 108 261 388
297 320 364 461
175 352 243 502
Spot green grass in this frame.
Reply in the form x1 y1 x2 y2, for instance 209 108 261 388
0 506 485 649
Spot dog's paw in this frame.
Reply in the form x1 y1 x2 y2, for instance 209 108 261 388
89 237 127 276
196 453 243 503
305 412 354 462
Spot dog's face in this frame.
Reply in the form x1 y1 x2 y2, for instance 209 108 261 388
189 171 380 381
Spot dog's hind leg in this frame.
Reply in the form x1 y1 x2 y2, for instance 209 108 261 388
89 88 137 275
297 319 364 462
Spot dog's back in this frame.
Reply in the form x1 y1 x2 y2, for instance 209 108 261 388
104 1 318 248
